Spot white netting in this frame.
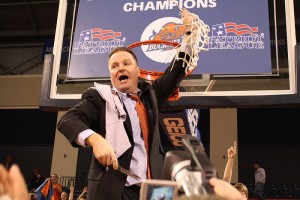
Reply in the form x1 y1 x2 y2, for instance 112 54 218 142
167 1 210 74
178 12 210 74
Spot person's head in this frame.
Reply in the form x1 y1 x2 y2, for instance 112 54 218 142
108 47 140 94
253 162 260 170
50 174 59 183
6 155 13 163
29 192 37 200
34 169 41 177
234 182 248 199
61 191 69 200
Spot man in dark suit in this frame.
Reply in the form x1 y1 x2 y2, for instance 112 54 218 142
57 10 196 200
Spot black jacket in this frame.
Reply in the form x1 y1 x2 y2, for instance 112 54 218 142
57 52 189 200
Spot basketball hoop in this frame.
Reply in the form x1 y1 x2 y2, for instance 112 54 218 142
127 8 210 100
127 40 181 81
128 39 187 100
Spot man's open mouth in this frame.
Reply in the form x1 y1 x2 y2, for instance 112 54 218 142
119 75 128 81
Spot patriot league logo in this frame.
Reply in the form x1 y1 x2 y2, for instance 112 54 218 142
73 28 126 55
209 22 265 50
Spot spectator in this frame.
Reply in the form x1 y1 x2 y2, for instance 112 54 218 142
234 183 248 199
77 186 87 200
5 155 13 170
51 173 63 200
253 162 266 200
29 192 37 200
223 141 237 183
209 177 245 200
61 186 74 200
60 191 68 200
222 141 249 199
28 169 45 192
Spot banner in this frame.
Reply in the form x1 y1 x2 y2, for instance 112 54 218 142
68 0 271 79
35 178 53 200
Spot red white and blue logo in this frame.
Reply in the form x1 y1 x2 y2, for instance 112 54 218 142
79 28 122 42
73 28 126 55
209 22 264 50
212 22 258 36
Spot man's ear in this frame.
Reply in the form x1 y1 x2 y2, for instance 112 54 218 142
137 67 140 76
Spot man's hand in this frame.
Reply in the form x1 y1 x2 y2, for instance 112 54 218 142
180 8 199 48
85 133 119 170
181 8 198 32
0 164 29 200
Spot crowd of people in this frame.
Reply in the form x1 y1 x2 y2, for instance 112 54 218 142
0 146 266 200
5 167 88 200
0 163 248 200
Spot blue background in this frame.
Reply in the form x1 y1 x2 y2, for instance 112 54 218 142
68 0 271 79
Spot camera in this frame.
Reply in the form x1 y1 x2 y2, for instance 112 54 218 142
139 136 217 199
140 179 179 200
163 135 217 197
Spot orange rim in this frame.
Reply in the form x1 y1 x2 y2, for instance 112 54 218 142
127 40 183 100
127 40 180 81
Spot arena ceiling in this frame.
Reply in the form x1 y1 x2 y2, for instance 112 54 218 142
0 0 73 48
0 0 299 48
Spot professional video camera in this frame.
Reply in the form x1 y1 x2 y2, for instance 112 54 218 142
163 135 217 197
139 135 217 199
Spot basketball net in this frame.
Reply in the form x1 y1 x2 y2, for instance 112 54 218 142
128 3 210 99
169 0 210 74
177 16 210 74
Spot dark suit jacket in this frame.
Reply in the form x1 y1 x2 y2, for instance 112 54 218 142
57 52 189 200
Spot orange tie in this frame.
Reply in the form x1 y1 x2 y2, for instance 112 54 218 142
130 94 152 179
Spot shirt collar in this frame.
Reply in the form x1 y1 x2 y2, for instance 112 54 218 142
112 87 141 101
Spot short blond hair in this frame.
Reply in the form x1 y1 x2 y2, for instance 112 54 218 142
234 182 248 198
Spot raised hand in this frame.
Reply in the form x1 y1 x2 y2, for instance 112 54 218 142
181 8 198 31
228 141 237 159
